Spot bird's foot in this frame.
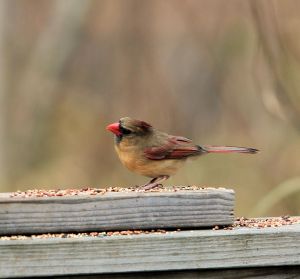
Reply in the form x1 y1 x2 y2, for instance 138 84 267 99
138 175 169 191
140 183 163 191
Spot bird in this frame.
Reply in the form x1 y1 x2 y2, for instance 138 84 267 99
106 117 258 190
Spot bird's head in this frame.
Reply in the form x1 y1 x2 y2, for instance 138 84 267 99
106 117 153 143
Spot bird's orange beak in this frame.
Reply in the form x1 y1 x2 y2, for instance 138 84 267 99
106 122 121 136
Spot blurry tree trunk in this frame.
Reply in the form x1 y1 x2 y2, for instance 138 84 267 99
0 0 6 189
250 0 300 130
6 0 92 186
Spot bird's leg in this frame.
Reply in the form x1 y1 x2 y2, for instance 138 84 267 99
140 175 170 190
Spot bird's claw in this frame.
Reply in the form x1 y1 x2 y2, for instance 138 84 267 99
139 183 163 191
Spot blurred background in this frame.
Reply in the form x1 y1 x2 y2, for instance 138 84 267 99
1 0 300 217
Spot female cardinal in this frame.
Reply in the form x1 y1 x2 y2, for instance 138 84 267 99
106 117 258 189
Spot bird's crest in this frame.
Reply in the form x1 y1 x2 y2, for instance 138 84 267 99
120 117 152 134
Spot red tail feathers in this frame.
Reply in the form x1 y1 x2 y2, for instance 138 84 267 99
201 145 258 154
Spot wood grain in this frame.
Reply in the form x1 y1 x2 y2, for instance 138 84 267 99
0 223 299 278
54 266 300 279
0 189 234 235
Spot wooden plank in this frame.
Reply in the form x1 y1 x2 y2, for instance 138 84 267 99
52 266 300 279
0 223 299 278
0 189 234 235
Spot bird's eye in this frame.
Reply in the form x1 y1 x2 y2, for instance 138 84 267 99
119 125 132 135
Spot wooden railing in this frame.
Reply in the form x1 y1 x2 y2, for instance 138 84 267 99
0 188 299 278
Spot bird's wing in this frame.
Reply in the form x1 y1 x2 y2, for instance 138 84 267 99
144 136 201 160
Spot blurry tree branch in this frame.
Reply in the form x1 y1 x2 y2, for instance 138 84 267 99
250 0 300 130
6 0 92 182
250 176 300 216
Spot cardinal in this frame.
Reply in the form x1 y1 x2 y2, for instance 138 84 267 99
106 117 258 189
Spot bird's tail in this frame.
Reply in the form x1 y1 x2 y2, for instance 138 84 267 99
200 145 258 154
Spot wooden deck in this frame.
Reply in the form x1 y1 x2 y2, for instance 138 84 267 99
0 188 299 278
1 222 299 278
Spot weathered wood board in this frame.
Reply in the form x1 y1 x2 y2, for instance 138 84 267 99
0 189 234 235
0 223 299 278
53 266 300 279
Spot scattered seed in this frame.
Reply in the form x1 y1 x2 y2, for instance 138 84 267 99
1 217 299 241
224 216 300 230
8 185 230 198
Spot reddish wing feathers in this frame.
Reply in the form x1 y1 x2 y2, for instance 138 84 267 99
144 145 171 160
165 146 201 159
172 136 192 143
144 136 201 160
